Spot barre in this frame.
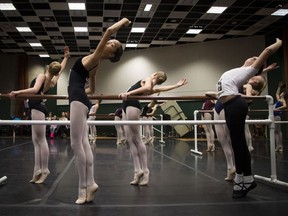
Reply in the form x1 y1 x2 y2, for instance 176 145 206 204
0 119 272 126
0 93 269 101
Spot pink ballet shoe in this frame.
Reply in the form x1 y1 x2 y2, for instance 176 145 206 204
29 169 42 183
206 144 215 152
86 183 99 203
130 171 144 185
139 170 149 186
225 168 236 181
275 146 283 152
248 146 254 152
35 170 50 184
75 189 86 205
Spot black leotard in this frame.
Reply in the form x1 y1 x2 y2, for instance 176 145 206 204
68 58 92 110
28 76 48 116
122 80 142 113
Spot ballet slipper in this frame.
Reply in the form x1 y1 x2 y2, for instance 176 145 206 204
139 170 149 186
206 144 215 152
29 169 42 183
275 146 283 152
248 145 254 152
86 183 99 203
211 144 215 152
130 171 144 185
35 169 50 184
225 168 236 181
75 188 86 205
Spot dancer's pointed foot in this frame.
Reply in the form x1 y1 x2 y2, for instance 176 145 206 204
35 169 50 184
29 169 42 183
130 171 144 185
206 144 215 152
139 170 149 186
225 168 236 181
75 188 86 205
248 145 254 152
232 181 257 198
275 146 283 152
86 183 99 203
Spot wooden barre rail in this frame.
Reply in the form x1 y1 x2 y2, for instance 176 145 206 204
0 93 269 101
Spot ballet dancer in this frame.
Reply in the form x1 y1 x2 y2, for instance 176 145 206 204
88 99 101 144
67 18 131 204
141 99 158 145
9 46 70 184
109 108 126 145
274 81 288 152
216 38 282 198
119 71 188 186
201 99 216 152
211 62 279 181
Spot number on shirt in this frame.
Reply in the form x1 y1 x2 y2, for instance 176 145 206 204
217 80 222 92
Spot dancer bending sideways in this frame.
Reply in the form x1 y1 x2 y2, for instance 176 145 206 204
210 62 278 181
216 38 282 198
119 72 188 186
9 46 70 184
67 18 130 204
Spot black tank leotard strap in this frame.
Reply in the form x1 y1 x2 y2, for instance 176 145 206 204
122 80 142 113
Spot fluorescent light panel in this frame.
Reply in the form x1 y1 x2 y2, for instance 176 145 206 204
16 27 32 32
131 27 146 33
126 44 138 48
186 29 202 34
39 54 50 58
0 3 16 10
144 4 152 11
30 43 42 47
272 9 288 16
68 3 86 10
74 27 88 32
207 6 227 14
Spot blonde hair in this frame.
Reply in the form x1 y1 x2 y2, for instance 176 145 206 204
48 61 61 75
155 71 167 85
254 75 267 92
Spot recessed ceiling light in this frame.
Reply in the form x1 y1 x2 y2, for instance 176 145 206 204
186 29 202 34
207 6 227 14
272 9 288 16
74 27 88 32
16 27 32 32
131 27 146 33
30 43 42 47
144 4 152 11
126 43 138 48
39 54 50 58
68 3 86 10
0 3 16 10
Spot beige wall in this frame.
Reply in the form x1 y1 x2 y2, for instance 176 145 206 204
0 35 266 105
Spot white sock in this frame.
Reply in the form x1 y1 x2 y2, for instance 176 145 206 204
234 173 243 191
243 175 254 183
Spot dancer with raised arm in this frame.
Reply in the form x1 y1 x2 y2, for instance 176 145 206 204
68 18 131 204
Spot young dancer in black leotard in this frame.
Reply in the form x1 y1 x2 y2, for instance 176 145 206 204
9 46 70 184
68 18 131 204
119 72 187 186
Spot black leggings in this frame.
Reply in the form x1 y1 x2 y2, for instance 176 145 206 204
224 96 251 175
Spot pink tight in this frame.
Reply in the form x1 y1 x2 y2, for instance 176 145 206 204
70 101 96 190
123 106 149 174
